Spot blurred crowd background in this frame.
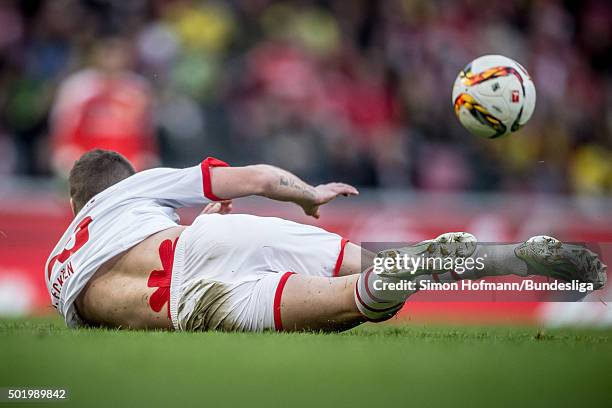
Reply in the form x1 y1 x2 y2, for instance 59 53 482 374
0 0 611 195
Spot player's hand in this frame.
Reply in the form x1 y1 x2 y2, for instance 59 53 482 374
301 183 359 219
201 200 233 215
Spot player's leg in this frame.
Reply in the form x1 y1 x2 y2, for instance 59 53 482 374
272 232 607 332
332 234 533 320
278 274 366 331
278 272 410 331
336 242 374 277
376 233 607 289
346 232 607 325
279 244 413 331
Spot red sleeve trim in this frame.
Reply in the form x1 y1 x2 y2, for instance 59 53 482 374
273 272 296 331
200 157 230 201
332 238 349 277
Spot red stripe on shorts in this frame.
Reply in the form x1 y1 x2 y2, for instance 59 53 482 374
274 272 296 331
332 238 349 277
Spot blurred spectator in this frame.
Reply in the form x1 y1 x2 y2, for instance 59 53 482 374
50 37 157 174
0 0 610 195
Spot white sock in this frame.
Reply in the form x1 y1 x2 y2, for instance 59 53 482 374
354 267 414 321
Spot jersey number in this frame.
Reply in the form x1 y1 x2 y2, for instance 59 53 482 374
47 216 93 280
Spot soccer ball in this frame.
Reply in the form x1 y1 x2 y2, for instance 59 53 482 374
452 55 536 138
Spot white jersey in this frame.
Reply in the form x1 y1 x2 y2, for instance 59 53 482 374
44 157 228 327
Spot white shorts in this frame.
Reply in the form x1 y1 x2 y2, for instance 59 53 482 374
169 214 348 332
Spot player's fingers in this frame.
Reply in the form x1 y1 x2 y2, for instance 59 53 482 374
330 183 358 193
202 202 221 214
331 183 359 196
219 201 233 214
201 203 212 214
210 203 222 214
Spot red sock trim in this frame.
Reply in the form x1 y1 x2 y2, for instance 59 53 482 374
273 272 296 331
354 283 403 322
332 238 349 277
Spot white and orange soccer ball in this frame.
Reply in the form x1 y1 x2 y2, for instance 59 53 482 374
452 55 536 138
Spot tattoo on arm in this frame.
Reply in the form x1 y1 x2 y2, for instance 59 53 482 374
278 175 316 200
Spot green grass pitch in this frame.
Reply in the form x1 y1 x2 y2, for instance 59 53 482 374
1 317 611 407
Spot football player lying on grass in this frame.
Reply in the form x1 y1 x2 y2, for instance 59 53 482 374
46 149 607 331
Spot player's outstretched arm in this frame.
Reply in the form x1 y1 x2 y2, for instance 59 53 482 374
210 165 359 218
